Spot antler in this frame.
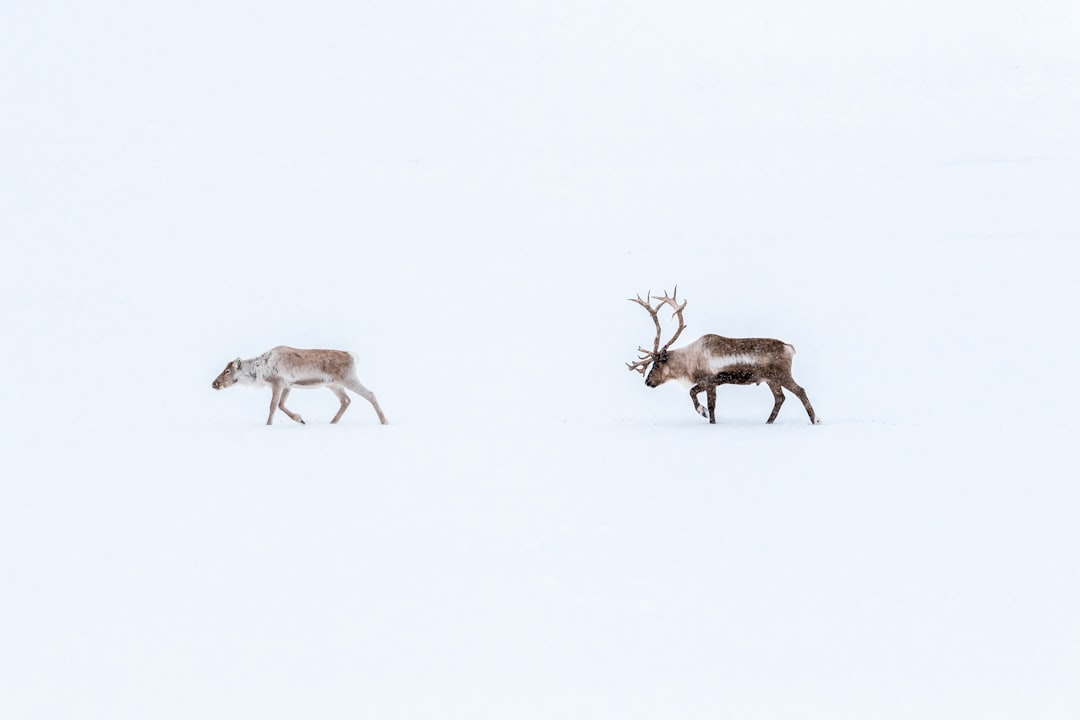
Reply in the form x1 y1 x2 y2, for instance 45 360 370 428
625 290 660 375
652 288 687 352
626 287 688 374
625 348 656 375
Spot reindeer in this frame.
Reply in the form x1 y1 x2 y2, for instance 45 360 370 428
627 289 818 425
212 346 389 426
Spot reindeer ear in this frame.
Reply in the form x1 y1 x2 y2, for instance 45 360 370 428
233 357 242 369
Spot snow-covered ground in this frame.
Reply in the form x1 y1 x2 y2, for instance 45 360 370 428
3 2 1079 718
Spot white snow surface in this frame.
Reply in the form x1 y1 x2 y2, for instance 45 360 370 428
3 2 1080 718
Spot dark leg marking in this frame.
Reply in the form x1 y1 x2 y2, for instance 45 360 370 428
781 378 818 424
689 384 708 419
766 380 786 424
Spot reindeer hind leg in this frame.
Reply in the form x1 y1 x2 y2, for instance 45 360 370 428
344 376 389 425
780 377 818 425
328 385 351 424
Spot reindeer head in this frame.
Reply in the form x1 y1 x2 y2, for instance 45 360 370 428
626 289 687 388
211 358 243 390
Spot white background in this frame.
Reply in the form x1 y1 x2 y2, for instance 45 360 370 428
3 1 1079 718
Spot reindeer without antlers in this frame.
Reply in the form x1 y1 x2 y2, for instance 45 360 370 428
212 346 388 426
627 289 819 425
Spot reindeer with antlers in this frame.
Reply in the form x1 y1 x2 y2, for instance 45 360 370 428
627 289 819 425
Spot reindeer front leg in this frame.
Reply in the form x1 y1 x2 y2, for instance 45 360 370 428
705 385 717 424
267 384 283 425
766 380 786 424
689 384 708 419
276 388 306 425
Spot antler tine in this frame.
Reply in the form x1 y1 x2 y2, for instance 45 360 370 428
652 287 686 313
626 346 657 374
627 290 654 309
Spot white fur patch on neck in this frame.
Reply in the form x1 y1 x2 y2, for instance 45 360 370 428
236 358 263 385
707 354 760 373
